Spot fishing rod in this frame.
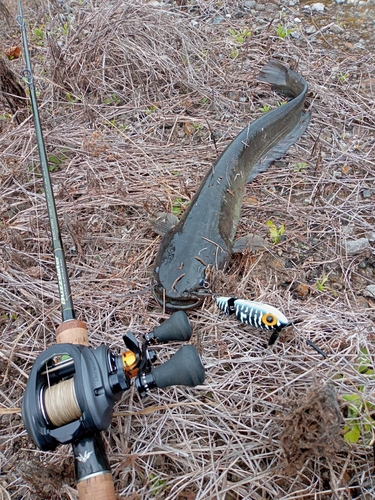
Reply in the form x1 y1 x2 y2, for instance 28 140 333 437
17 0 74 323
17 2 205 498
17 1 117 495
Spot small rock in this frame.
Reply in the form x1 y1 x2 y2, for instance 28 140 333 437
335 0 345 4
367 232 375 242
212 16 224 24
304 3 325 13
362 189 371 199
244 0 256 9
342 224 355 236
345 238 371 256
364 285 375 298
256 4 266 11
148 0 162 6
305 25 317 34
311 2 325 12
330 24 345 34
274 160 287 168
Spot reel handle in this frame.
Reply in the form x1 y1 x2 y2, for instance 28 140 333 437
136 345 205 396
145 311 192 344
154 345 205 388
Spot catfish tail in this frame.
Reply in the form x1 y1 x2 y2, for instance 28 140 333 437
258 60 307 98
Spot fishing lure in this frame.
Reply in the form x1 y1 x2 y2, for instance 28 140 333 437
216 297 289 330
216 297 327 357
216 296 289 345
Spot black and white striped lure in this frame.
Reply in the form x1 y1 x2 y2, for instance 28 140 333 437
216 297 289 332
216 296 327 355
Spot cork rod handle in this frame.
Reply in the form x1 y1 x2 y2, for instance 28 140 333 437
77 473 117 500
57 320 117 500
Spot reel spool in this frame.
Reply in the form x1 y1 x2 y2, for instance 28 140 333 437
22 311 205 451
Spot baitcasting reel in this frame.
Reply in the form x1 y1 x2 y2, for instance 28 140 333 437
22 311 205 451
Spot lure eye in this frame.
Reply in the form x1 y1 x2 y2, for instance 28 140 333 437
262 313 278 327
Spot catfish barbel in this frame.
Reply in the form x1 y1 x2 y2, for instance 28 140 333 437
152 60 310 311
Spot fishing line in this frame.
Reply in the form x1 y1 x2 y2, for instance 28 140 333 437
44 378 81 427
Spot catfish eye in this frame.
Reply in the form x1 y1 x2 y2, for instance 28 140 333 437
262 313 278 327
199 279 210 289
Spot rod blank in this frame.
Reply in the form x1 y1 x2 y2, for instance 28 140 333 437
17 0 75 321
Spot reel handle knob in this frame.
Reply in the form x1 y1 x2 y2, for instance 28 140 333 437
153 345 205 388
145 311 192 344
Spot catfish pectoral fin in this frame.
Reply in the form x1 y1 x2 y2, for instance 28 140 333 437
247 111 311 183
149 211 179 236
232 234 270 254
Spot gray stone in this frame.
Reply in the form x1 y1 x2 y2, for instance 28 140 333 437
311 2 325 12
362 189 372 199
330 24 345 34
305 25 317 34
335 0 345 4
304 2 325 13
342 224 355 236
244 0 256 9
364 285 375 298
345 238 371 255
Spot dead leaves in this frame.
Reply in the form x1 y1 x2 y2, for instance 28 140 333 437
5 46 21 60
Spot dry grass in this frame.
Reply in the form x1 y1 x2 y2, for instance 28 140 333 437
1 0 375 498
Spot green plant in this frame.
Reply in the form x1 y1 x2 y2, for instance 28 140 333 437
65 92 79 103
315 274 328 292
62 22 69 36
230 48 239 59
276 23 293 39
259 104 271 113
48 156 62 172
145 105 158 115
104 93 122 105
342 348 375 445
338 72 349 84
266 220 285 244
172 198 189 216
149 473 167 496
293 162 308 173
229 27 251 44
34 25 45 44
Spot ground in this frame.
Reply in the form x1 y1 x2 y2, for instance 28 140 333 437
0 0 375 498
